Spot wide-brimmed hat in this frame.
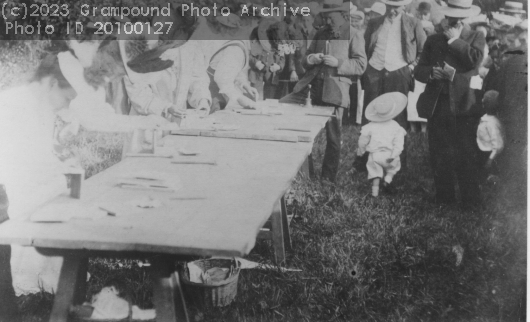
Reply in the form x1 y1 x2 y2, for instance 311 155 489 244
257 18 279 52
499 1 526 14
365 2 387 16
365 92 407 122
381 0 413 7
126 38 188 74
320 0 350 13
440 0 481 18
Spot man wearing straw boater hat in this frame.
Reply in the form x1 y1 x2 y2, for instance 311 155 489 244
414 0 485 207
280 0 367 183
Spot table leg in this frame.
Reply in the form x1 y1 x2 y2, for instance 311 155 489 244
300 154 315 178
280 196 291 251
271 198 287 264
49 252 88 322
151 257 189 322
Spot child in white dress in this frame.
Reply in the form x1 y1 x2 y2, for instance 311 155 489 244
357 93 408 197
477 90 504 182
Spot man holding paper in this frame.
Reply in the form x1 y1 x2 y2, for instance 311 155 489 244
415 0 485 207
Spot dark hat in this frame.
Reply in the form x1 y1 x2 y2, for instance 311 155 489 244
127 40 188 74
418 2 431 14
257 18 278 52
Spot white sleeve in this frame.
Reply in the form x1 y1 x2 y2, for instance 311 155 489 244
213 46 246 102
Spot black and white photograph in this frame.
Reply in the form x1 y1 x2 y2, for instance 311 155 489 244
0 0 526 321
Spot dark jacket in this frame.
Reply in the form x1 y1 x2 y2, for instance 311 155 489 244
364 14 427 68
414 25 485 118
292 24 367 108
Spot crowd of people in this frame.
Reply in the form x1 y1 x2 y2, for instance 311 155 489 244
0 0 528 320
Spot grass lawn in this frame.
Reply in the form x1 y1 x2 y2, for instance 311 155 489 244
1 42 526 322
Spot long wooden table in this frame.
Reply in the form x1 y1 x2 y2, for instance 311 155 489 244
0 103 333 322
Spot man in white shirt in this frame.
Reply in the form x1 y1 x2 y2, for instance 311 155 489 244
362 0 426 128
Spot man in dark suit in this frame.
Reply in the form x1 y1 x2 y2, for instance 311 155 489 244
280 0 367 183
414 0 485 207
362 0 426 128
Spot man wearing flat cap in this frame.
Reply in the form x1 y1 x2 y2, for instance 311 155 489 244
361 0 427 170
280 0 367 183
414 0 485 207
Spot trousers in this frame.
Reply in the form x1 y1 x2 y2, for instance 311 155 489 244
361 64 413 128
367 150 402 182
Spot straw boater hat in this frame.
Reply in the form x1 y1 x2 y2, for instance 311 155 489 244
365 2 387 16
320 0 350 13
365 92 407 122
499 1 526 14
381 0 413 7
440 0 481 18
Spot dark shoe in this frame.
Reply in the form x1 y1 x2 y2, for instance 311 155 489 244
382 182 397 195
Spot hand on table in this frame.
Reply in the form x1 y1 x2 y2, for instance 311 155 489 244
167 106 186 118
241 82 259 101
197 99 211 117
238 95 258 110
323 55 339 67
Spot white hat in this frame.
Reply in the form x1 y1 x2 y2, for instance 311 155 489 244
365 92 407 122
365 2 387 16
440 0 481 18
499 1 526 14
381 0 413 7
307 1 322 15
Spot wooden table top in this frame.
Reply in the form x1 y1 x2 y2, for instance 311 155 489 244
174 104 335 143
0 104 333 257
